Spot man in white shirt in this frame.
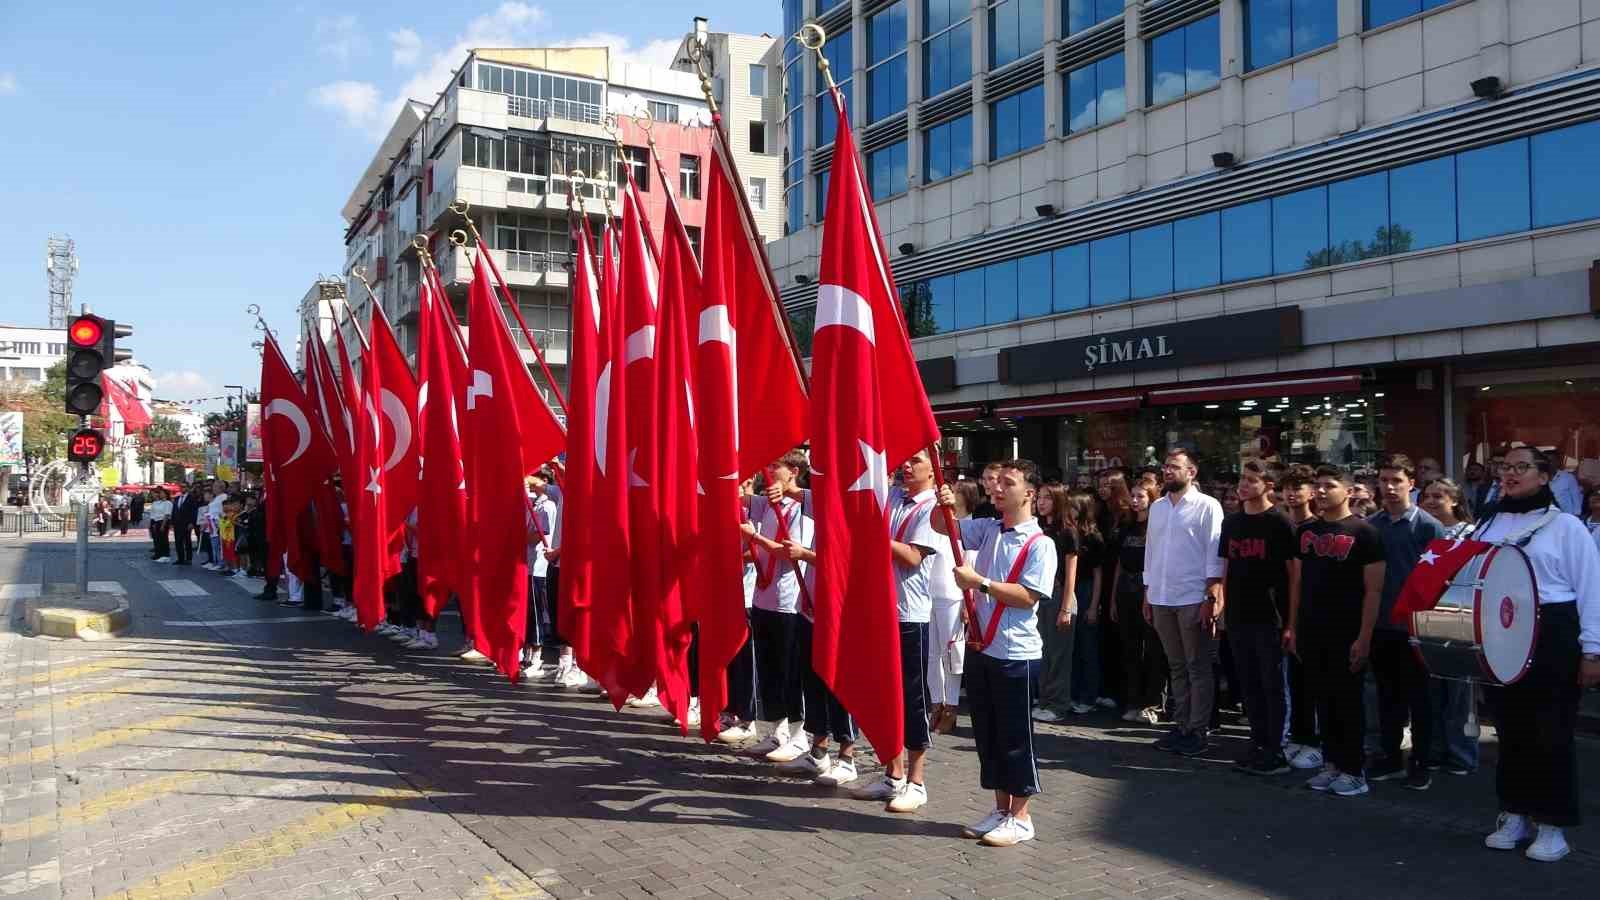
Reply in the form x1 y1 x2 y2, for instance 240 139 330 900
741 450 814 763
1142 448 1225 758
147 490 174 562
1546 451 1584 516
935 459 1058 848
204 482 230 571
524 472 557 679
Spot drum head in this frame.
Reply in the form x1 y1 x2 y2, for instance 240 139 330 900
1475 545 1539 685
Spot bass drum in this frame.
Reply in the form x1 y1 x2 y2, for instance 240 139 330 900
1409 544 1539 685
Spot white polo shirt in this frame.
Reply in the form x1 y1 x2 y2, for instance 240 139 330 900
1143 486 1224 606
527 493 556 575
888 486 941 623
748 491 815 615
958 517 1058 661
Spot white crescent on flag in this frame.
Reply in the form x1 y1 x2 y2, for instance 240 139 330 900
264 399 312 466
595 361 612 477
380 388 412 472
814 283 876 345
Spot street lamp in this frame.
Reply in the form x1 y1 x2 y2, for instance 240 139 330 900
223 384 246 411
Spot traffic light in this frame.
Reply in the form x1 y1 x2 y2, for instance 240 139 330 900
66 427 106 463
63 314 133 416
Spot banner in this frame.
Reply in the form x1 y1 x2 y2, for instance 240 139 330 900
0 412 21 466
244 402 263 463
218 430 239 480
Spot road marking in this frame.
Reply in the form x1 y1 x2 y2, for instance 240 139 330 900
87 580 126 594
0 584 41 600
105 784 423 900
4 706 229 768
479 872 555 899
0 858 59 896
156 579 207 597
8 656 126 687
162 616 330 627
0 770 207 844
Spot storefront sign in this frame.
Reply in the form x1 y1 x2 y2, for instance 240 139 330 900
999 308 1302 384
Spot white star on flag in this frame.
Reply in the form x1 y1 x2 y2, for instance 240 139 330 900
1418 549 1439 565
366 466 383 497
847 439 890 511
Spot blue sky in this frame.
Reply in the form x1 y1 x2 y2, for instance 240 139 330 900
0 1 779 411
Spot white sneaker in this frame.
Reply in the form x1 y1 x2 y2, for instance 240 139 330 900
403 633 437 651
963 809 1008 838
766 732 810 763
779 752 830 777
685 699 701 727
157 557 173 564
1305 766 1339 792
387 627 415 642
1069 702 1094 715
886 781 928 813
716 723 756 744
1140 707 1161 725
626 687 660 709
814 758 858 786
1485 813 1536 850
1031 708 1063 723
748 721 790 757
560 667 596 690
1289 746 1325 771
1525 825 1570 862
851 774 905 802
979 815 1035 847
1120 709 1144 723
1328 774 1369 797
231 570 247 580
336 606 358 621
459 648 489 662
530 662 559 682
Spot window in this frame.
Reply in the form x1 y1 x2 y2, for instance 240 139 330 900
649 100 680 123
474 63 603 124
815 29 854 146
989 0 1044 69
1247 0 1337 70
1053 243 1089 311
1017 252 1052 319
1131 224 1174 298
1366 0 1452 29
679 155 702 200
815 171 831 223
787 304 815 357
1090 234 1130 306
955 268 985 329
1457 139 1529 242
1390 157 1456 251
748 177 768 210
47 342 65 355
785 185 805 235
685 225 702 260
1064 0 1121 37
1327 171 1391 262
1272 186 1328 274
14 341 42 355
749 63 768 97
1148 14 1220 105
749 121 767 154
868 141 909 200
1532 121 1600 228
989 84 1044 158
785 53 806 189
1221 200 1272 282
923 0 973 98
1065 53 1125 133
868 1 909 121
617 145 650 192
923 114 973 182
1173 212 1221 291
985 259 1019 324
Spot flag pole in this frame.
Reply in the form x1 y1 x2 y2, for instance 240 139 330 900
446 200 571 417
342 269 376 353
686 38 812 395
412 235 470 361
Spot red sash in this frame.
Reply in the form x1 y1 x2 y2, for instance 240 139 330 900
891 498 934 562
754 497 797 590
969 532 1046 652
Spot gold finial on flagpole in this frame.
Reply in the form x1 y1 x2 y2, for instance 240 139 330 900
798 22 839 94
685 37 720 117
568 168 588 217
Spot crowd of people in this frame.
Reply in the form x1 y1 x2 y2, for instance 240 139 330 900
141 443 1600 857
137 480 266 578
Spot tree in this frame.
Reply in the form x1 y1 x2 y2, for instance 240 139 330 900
900 283 939 339
1306 225 1416 269
0 360 77 464
137 416 205 470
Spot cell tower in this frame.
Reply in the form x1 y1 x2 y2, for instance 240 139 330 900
46 235 79 328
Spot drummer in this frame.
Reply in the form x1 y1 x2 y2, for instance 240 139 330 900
1475 446 1600 863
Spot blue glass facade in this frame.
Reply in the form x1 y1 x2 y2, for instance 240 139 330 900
868 1 908 121
868 141 909 199
923 114 973 182
1065 53 1126 133
989 0 1045 69
990 84 1045 158
1366 0 1452 29
1246 0 1337 71
1148 14 1220 105
1063 0 1121 37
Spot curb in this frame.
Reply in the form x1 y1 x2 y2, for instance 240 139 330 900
24 596 133 640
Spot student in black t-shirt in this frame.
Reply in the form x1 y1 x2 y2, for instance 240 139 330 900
1110 481 1167 723
1218 460 1299 775
1287 465 1386 798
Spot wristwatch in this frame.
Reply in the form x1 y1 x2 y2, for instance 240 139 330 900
979 577 992 595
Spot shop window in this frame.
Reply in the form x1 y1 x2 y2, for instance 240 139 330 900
1222 200 1272 282
1272 186 1329 275
1533 121 1600 228
1327 171 1392 263
1131 223 1174 298
1018 252 1053 319
1246 0 1337 71
1090 233 1129 306
986 258 1020 323
989 0 1044 69
1366 0 1452 30
955 268 986 330
1066 53 1126 134
1173 211 1221 291
1148 14 1220 106
1053 243 1090 312
1457 139 1529 242
1064 0 1121 37
1390 157 1456 251
990 84 1045 159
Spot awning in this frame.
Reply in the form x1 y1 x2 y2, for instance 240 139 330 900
933 403 986 424
1145 373 1364 406
995 392 1144 417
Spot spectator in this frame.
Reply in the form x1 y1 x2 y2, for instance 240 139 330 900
1583 486 1600 553
1416 477 1481 777
1547 450 1583 516
1065 489 1110 715
147 489 173 562
1030 483 1077 724
1111 480 1166 724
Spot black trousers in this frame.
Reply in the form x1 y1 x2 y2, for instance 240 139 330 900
966 652 1042 797
391 560 421 627
1287 652 1319 745
525 574 547 646
152 522 170 559
751 607 802 723
1301 628 1365 776
1115 587 1167 711
1372 629 1433 769
174 525 194 564
796 616 854 744
545 564 563 648
899 621 932 752
1488 602 1582 826
724 610 757 722
1231 622 1287 753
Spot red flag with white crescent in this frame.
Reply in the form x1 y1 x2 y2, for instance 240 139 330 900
258 334 338 580
416 263 469 616
1390 538 1493 624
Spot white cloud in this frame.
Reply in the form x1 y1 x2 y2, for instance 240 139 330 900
152 370 219 400
314 14 367 63
553 32 682 69
389 28 423 67
310 80 383 131
0 73 17 95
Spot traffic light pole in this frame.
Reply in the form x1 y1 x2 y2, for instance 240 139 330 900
74 417 90 594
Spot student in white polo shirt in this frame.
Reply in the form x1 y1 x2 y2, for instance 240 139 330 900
741 449 814 763
934 459 1058 847
853 449 943 811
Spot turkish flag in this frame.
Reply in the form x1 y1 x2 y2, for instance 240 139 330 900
333 328 364 448
416 262 469 617
258 334 338 580
368 308 419 544
645 160 701 729
307 337 357 497
351 310 391 631
808 91 941 761
465 249 567 682
1390 538 1492 624
560 215 633 699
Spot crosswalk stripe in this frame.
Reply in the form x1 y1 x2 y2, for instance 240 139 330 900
87 580 126 594
0 584 41 600
7 657 126 687
156 579 207 597
162 616 330 627
105 784 423 900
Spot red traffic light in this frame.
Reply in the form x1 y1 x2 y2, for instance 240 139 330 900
69 316 104 347
67 428 106 463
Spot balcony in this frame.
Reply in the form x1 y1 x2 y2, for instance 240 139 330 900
436 246 571 290
506 95 603 126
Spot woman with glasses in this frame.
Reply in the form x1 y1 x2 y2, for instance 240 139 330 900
1475 447 1600 863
